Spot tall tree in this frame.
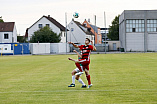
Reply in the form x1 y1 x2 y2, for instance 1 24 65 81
108 15 120 40
30 26 61 43
0 16 4 22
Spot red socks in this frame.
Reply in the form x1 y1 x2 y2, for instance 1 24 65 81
86 75 91 85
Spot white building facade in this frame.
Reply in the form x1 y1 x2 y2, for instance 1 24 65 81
26 15 66 43
0 22 17 43
119 10 157 52
67 20 94 44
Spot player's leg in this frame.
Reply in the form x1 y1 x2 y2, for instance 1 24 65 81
75 75 87 88
84 65 92 88
76 59 88 72
75 63 84 75
75 62 83 72
68 57 83 73
68 69 77 87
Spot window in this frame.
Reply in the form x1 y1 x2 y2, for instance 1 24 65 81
38 24 43 28
4 34 9 39
46 24 50 27
92 36 94 40
126 19 145 33
83 23 87 26
132 28 136 32
147 19 157 32
71 28 74 32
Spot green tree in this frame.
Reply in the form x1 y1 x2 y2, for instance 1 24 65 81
30 26 61 43
108 15 120 40
0 16 4 22
17 36 27 43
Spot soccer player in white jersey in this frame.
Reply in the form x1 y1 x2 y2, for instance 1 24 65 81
68 50 87 88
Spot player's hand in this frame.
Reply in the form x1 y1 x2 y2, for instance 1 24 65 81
73 50 77 53
68 57 72 60
68 42 73 44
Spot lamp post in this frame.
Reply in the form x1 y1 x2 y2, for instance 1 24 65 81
65 12 67 53
104 11 106 54
94 15 96 45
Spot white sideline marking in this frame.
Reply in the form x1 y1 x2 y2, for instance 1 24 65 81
0 89 156 94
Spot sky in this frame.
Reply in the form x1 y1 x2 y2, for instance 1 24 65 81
1 0 157 35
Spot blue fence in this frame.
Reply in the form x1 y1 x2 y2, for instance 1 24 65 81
0 43 30 55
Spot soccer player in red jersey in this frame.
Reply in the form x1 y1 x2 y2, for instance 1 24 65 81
68 38 96 88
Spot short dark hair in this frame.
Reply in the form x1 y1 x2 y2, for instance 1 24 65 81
86 38 90 42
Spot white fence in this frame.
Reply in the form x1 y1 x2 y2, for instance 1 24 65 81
30 43 69 55
50 43 69 53
30 43 50 55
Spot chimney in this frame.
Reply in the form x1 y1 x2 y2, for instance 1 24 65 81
88 18 90 23
48 15 50 17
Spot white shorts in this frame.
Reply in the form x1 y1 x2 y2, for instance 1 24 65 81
74 66 84 73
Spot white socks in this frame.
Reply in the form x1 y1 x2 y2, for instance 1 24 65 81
78 78 85 85
72 75 85 86
72 75 75 84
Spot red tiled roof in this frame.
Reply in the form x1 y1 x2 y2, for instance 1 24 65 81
0 22 15 32
44 16 66 31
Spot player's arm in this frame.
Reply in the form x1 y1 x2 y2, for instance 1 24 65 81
68 42 79 48
91 41 97 51
68 58 80 63
73 50 82 58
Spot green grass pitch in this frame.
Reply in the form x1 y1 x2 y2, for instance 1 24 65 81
0 53 157 104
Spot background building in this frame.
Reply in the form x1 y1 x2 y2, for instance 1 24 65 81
83 19 102 44
119 10 157 52
25 15 66 43
67 19 94 44
100 28 109 42
0 22 17 43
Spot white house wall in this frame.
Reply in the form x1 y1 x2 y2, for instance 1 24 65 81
147 34 157 51
13 25 17 43
0 32 12 43
67 21 86 44
126 33 144 51
28 17 61 41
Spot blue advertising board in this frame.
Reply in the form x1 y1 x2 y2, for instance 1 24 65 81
0 43 30 55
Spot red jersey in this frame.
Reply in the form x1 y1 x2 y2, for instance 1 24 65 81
78 45 93 61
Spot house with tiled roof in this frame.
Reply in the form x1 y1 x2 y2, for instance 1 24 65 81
67 19 94 44
0 22 17 43
83 19 102 44
25 15 66 43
